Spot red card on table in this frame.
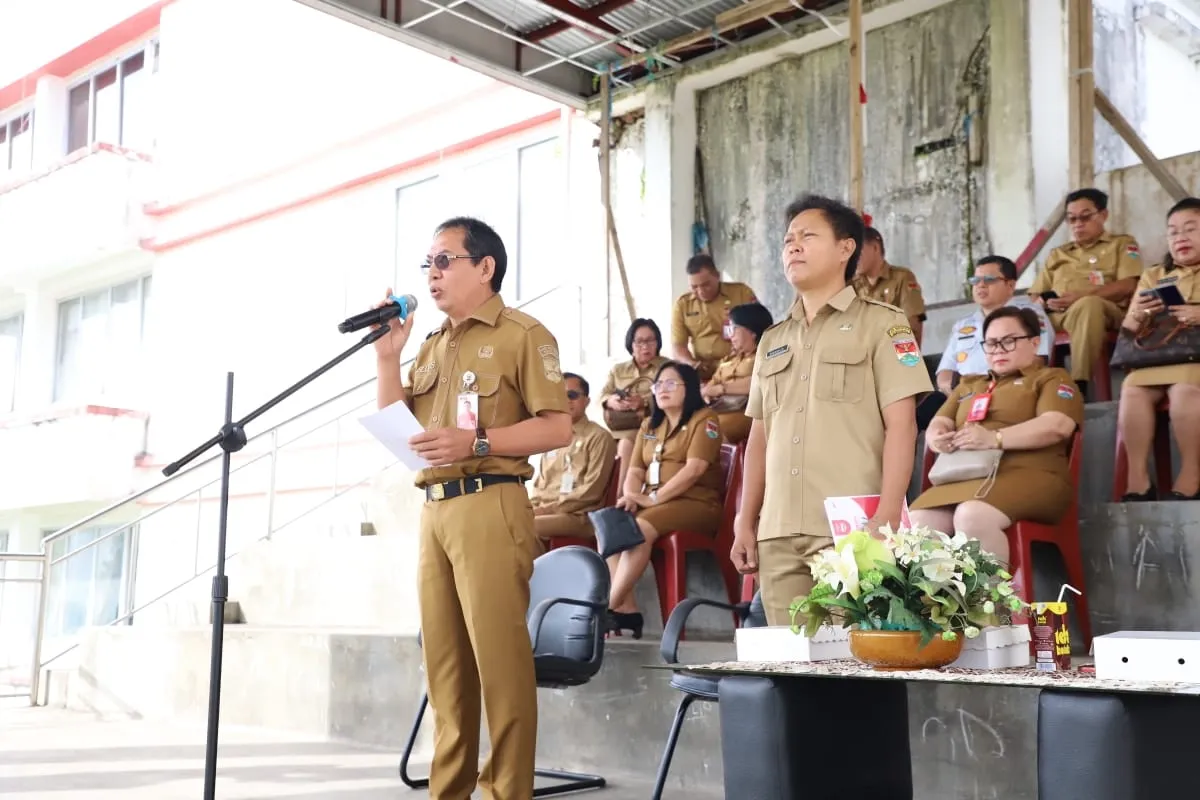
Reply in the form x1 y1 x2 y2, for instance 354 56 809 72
824 495 912 541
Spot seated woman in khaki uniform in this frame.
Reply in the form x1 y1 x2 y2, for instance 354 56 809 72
700 302 773 444
599 318 668 491
1117 197 1200 501
607 362 724 638
909 307 1085 562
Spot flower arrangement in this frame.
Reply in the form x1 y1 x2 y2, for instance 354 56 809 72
789 525 1025 647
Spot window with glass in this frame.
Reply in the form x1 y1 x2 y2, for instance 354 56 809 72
0 314 22 414
66 41 158 154
42 525 131 638
0 113 34 176
394 137 564 301
54 276 152 403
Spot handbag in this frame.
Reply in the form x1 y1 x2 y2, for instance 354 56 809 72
928 448 1002 498
1109 311 1200 371
708 394 749 414
587 506 645 558
603 379 652 432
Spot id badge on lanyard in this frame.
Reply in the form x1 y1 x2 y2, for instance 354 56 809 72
966 381 996 423
647 443 664 486
559 453 575 494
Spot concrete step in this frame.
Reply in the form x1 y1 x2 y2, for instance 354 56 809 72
68 623 1049 798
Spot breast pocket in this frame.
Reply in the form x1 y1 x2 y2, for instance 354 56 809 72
814 346 867 404
757 351 793 413
474 373 503 427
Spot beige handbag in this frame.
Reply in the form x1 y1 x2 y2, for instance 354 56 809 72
928 449 1002 498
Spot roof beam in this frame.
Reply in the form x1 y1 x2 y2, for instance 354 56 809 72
525 0 637 43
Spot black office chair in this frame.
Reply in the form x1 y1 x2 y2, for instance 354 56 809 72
399 545 610 797
651 593 767 799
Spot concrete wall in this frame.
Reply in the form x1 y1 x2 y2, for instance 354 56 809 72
696 0 991 317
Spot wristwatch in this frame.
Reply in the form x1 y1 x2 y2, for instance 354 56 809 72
472 426 491 457
649 490 659 504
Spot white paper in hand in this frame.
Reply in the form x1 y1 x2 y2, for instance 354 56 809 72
359 401 428 472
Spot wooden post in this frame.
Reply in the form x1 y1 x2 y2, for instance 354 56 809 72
1066 0 1094 189
848 0 864 211
1094 88 1189 201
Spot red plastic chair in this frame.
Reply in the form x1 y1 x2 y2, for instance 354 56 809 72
546 455 621 552
1111 397 1173 501
920 430 1092 649
1051 330 1116 401
650 442 745 629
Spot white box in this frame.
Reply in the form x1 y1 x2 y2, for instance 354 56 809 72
734 625 851 663
949 625 1031 670
1094 631 1200 683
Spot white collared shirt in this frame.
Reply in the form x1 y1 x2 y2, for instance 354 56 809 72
936 296 1054 376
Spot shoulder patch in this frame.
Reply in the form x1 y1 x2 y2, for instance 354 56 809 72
501 307 540 331
1125 244 1140 257
1056 383 1076 400
704 417 720 440
538 343 563 383
887 324 914 338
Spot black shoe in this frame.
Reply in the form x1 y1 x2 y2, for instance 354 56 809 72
1169 489 1200 501
1121 486 1156 502
608 611 644 640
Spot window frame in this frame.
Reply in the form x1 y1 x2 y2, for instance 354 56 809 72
0 109 35 173
65 37 159 154
0 312 23 414
52 275 152 403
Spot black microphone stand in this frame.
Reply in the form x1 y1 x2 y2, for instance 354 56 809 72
162 323 392 800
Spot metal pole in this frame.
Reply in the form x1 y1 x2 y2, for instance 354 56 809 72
28 551 51 706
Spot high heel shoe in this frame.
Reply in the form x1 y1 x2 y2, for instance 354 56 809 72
608 611 644 640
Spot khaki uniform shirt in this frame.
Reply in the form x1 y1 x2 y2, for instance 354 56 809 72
939 366 1085 473
599 356 668 406
629 407 724 505
1029 233 1144 305
747 286 934 541
403 294 569 487
710 350 755 387
852 262 926 320
1137 262 1199 301
671 282 757 373
530 418 617 514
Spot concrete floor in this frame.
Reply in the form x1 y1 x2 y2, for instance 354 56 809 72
0 702 698 799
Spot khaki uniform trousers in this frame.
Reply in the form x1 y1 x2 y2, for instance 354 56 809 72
758 534 833 627
1049 296 1124 382
418 481 540 800
533 512 594 541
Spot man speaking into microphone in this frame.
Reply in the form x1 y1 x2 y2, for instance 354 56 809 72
372 216 571 800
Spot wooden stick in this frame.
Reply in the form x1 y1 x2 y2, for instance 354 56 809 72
1014 205 1067 277
1066 0 1094 189
848 0 863 211
1094 88 1189 202
608 204 637 322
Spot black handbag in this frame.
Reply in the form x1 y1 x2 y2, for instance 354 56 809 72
587 506 645 558
1110 311 1200 371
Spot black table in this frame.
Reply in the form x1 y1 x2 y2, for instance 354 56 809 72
663 658 1200 800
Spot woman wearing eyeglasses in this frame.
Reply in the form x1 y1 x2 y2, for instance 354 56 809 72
700 302 774 444
599 318 669 489
606 362 724 637
908 306 1085 563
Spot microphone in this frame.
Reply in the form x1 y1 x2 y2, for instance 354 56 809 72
338 294 418 334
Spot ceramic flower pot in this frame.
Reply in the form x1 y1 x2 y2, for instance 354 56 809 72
848 629 964 671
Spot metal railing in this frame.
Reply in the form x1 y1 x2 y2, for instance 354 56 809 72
22 284 583 705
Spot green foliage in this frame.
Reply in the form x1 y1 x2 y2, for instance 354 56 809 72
789 525 1028 641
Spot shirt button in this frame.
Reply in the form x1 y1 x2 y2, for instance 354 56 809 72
804 344 812 350
450 342 457 348
797 406 804 412
432 415 439 423
790 468 799 475
800 375 808 381
792 436 800 444
440 377 447 384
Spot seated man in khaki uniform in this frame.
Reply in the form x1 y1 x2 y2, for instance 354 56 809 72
530 372 618 543
670 254 757 381
1029 188 1143 398
852 226 927 343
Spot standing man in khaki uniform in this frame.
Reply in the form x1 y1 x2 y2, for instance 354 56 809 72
671 254 757 381
1030 188 1143 397
852 226 927 343
373 216 572 800
530 372 618 544
730 196 933 626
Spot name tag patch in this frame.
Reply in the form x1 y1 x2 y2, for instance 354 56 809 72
766 345 790 359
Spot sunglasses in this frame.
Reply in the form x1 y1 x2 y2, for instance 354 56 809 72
420 253 477 272
566 390 583 400
968 275 1008 286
